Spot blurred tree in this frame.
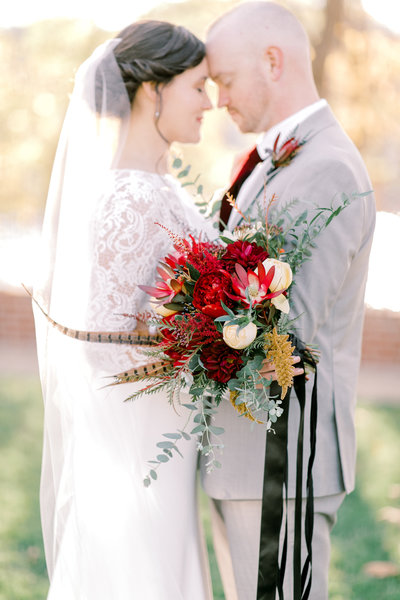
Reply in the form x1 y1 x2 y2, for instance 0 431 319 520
0 0 398 222
0 21 107 222
312 0 345 95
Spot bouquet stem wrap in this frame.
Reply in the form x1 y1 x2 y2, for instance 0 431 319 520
257 337 318 600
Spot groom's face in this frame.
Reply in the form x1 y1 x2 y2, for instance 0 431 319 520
206 35 272 134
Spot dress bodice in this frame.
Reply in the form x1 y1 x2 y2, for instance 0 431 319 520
86 169 209 371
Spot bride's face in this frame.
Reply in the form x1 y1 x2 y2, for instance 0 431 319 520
158 58 213 144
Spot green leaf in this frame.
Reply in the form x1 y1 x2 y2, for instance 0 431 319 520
210 201 222 217
220 235 234 243
179 430 191 441
197 184 203 194
208 425 225 435
187 262 201 281
183 281 195 294
191 424 206 434
156 454 169 463
144 477 151 487
188 354 201 372
190 386 206 396
177 165 191 178
294 211 308 226
163 432 181 440
157 441 175 449
227 378 240 390
172 446 184 458
182 403 197 411
172 157 182 169
214 315 231 323
193 412 204 423
220 301 235 317
150 469 157 480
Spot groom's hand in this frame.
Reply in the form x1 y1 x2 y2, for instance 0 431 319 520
257 355 304 387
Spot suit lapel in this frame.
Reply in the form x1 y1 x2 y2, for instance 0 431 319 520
227 105 339 230
227 156 272 229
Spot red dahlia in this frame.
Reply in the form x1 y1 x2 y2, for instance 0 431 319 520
200 341 243 383
222 240 269 272
192 270 234 318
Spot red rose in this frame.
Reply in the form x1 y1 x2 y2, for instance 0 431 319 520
200 341 243 383
192 270 233 318
222 240 269 273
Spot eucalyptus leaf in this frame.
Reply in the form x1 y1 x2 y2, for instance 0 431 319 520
208 425 225 435
191 424 206 434
172 157 182 169
190 387 206 396
227 378 240 390
178 165 191 178
156 454 169 463
157 441 175 449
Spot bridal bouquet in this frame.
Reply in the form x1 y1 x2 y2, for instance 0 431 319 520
111 193 351 485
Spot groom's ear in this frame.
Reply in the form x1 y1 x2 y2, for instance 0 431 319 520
264 47 283 81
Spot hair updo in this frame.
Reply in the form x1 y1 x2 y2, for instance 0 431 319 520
115 21 205 103
94 20 205 116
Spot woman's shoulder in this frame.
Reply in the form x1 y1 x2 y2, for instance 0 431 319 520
109 168 173 187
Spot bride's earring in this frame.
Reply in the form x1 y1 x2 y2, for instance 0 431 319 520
154 86 161 121
154 87 169 145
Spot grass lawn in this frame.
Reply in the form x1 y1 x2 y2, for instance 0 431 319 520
0 376 399 599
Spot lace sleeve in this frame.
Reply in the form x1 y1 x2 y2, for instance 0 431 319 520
87 171 186 332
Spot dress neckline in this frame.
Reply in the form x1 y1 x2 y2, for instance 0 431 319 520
111 168 173 179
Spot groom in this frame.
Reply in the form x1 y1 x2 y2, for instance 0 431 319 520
202 2 375 599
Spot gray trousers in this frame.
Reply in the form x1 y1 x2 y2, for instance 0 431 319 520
209 493 345 600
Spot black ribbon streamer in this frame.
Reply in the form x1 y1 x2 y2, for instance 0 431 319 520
257 338 318 600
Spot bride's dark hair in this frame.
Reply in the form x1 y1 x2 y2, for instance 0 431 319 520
113 21 206 106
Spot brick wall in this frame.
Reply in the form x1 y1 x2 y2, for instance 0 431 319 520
0 289 36 343
1 289 399 364
361 307 400 364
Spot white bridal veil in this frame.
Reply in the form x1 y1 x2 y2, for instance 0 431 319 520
35 39 130 321
34 39 211 599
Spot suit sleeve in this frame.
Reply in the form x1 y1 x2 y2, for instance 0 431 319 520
277 158 375 343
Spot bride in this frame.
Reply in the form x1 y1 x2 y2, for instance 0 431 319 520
33 20 214 599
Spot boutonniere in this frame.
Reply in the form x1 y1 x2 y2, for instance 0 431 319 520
234 130 307 223
270 132 305 169
265 131 307 180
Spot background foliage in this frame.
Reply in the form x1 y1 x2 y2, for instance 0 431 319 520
0 0 399 226
1 377 399 599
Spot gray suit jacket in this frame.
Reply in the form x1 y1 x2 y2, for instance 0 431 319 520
200 105 376 499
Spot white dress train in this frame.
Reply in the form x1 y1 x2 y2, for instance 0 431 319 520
36 170 213 599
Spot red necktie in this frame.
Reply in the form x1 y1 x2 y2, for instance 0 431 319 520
219 145 263 230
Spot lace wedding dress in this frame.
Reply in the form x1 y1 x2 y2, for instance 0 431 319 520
36 169 214 599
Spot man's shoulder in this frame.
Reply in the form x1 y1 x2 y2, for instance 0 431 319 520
288 114 370 189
